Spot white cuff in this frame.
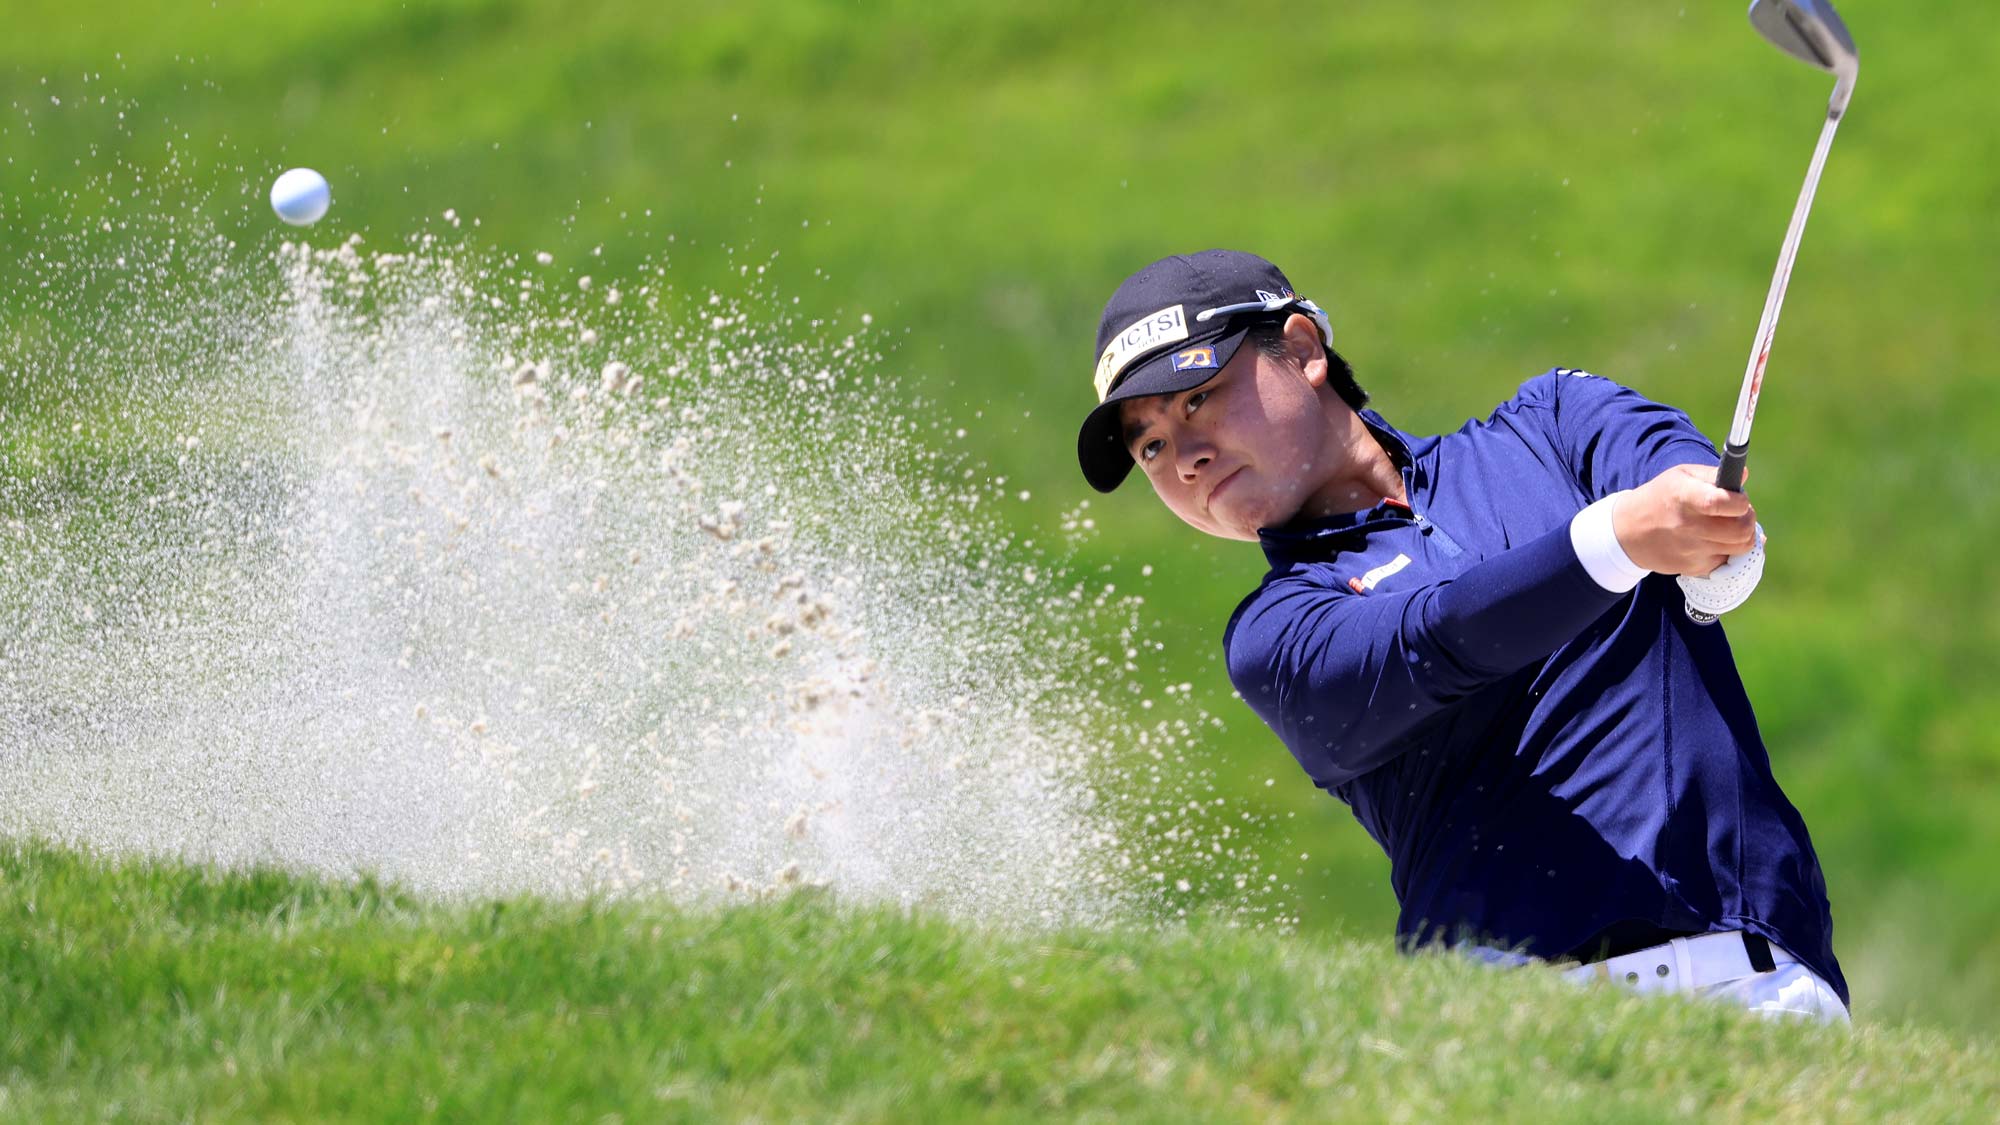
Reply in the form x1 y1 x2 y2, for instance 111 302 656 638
1569 491 1649 593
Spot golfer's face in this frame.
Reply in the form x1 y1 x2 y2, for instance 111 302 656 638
1118 341 1335 541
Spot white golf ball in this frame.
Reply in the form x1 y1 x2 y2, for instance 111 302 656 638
270 167 331 226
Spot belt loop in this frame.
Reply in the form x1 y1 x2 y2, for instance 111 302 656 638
1744 933 1777 974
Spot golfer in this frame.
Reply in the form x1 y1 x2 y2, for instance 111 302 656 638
1077 249 1848 1022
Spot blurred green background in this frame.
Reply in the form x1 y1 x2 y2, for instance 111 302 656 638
4 0 1996 1033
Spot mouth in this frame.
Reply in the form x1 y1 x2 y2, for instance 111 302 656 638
1205 467 1244 511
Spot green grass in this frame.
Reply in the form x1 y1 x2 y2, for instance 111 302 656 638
4 0 2000 1040
3 840 1994 1121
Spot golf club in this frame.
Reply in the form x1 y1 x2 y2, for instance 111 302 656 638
1686 0 1858 625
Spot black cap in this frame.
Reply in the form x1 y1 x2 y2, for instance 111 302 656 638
1076 249 1329 493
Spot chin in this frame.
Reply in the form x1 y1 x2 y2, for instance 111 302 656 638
1230 491 1298 532
1195 482 1293 541
1209 504 1271 542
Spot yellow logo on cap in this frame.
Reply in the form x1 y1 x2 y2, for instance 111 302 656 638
1171 346 1217 372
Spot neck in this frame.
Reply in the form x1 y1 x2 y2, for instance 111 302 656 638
1300 412 1407 519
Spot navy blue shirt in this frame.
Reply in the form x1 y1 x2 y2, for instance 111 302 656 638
1223 368 1846 1002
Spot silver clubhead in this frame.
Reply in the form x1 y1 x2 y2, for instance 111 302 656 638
1749 0 1859 81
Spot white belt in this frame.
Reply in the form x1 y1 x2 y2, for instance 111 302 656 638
1563 930 1795 995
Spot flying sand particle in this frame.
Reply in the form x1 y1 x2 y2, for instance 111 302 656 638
0 208 1279 935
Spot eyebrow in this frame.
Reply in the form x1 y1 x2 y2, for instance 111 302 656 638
1120 367 1223 450
1121 395 1174 451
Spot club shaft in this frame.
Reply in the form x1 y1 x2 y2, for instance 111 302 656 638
1717 82 1852 491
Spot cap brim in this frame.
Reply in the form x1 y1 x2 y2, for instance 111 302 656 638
1076 322 1255 493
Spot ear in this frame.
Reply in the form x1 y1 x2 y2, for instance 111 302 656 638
1282 312 1328 387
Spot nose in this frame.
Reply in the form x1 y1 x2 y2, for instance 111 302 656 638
1176 434 1215 482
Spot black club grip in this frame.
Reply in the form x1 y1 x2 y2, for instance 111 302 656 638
1715 444 1749 493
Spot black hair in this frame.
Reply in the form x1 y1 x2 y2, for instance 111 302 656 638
1248 321 1368 412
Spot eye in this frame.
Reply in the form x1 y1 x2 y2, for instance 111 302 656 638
1139 438 1164 462
1185 391 1209 416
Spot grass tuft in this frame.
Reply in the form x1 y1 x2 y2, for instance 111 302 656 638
2 841 1993 1119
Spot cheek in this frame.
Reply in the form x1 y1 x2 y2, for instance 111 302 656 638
1254 397 1326 469
1146 468 1222 532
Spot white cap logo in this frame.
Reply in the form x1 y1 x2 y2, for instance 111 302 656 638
1093 304 1189 403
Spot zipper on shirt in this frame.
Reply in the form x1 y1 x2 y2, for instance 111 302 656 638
1410 510 1465 558
1384 496 1465 559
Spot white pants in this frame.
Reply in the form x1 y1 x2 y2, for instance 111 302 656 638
1675 960 1850 1024
1466 932 1851 1025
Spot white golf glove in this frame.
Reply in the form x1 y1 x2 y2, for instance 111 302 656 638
1679 524 1767 623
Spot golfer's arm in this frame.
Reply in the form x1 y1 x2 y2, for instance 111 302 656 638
1228 522 1626 788
1543 370 1720 496
1421 520 1631 668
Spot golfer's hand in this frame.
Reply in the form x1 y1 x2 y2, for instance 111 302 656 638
1678 524 1767 618
1613 464 1759 577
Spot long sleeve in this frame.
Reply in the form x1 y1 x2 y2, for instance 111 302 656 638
1225 522 1624 789
1541 369 1720 497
